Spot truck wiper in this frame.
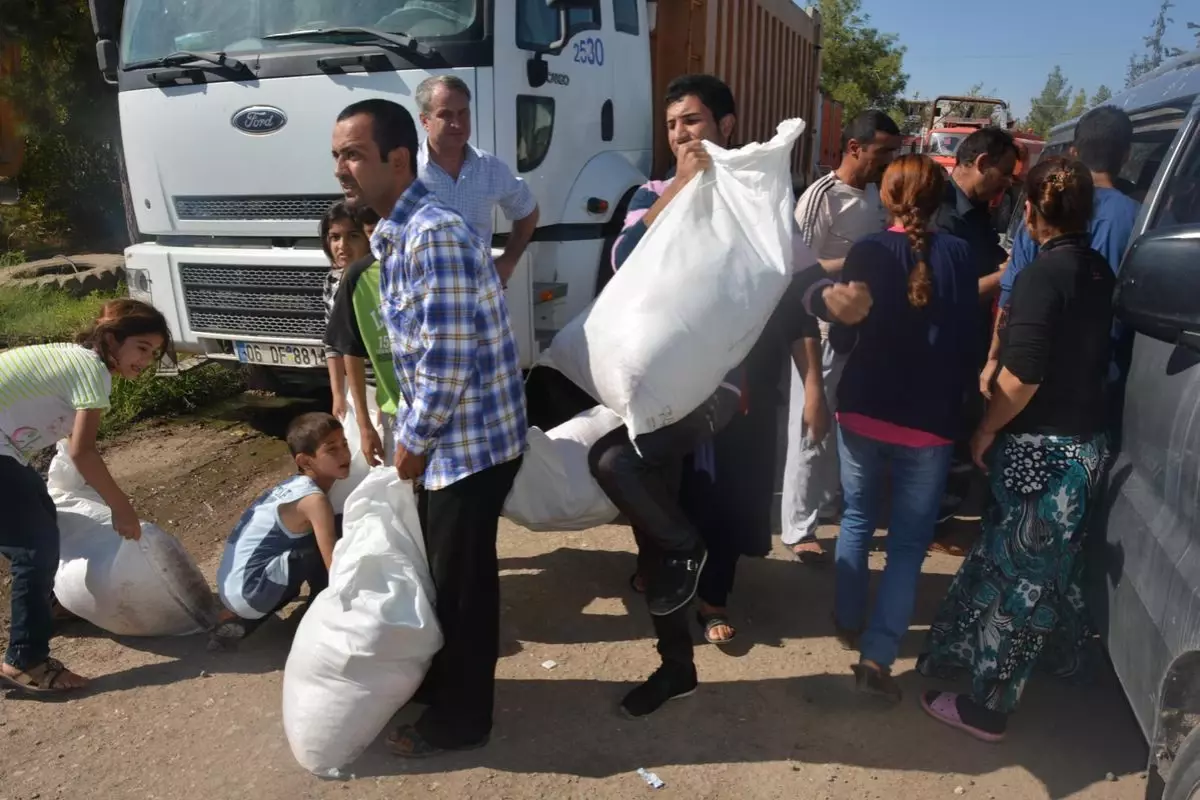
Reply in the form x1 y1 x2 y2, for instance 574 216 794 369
125 50 246 71
263 27 433 58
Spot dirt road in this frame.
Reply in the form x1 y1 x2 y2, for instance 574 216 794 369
0 413 1152 800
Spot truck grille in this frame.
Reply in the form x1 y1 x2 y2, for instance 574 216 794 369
173 194 342 221
180 263 328 340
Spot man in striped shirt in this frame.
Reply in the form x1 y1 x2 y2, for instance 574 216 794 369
332 98 526 758
782 111 899 564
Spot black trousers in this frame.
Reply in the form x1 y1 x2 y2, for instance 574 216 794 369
588 388 739 555
414 457 522 749
0 456 58 670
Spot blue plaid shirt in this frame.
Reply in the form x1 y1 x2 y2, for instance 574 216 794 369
372 180 527 490
417 141 538 245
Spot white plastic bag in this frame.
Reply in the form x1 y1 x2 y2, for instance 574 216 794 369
47 442 218 637
544 119 806 438
503 405 622 531
327 389 384 514
282 467 441 777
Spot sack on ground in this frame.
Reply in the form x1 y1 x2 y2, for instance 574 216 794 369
543 120 805 439
327 390 384 515
504 405 622 531
47 442 218 637
282 467 441 777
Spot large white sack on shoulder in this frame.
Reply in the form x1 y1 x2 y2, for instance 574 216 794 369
282 467 442 778
47 443 218 637
545 119 805 439
327 388 383 514
503 405 622 531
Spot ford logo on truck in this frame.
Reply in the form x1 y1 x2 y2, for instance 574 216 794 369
231 106 287 135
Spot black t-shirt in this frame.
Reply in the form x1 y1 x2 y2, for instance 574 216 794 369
1000 234 1114 436
324 254 376 384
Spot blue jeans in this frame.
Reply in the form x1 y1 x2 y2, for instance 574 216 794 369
0 455 59 671
834 426 952 668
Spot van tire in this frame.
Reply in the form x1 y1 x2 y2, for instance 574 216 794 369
1164 725 1200 800
0 254 125 297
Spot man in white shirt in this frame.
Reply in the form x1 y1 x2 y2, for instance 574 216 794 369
415 75 540 285
783 110 901 563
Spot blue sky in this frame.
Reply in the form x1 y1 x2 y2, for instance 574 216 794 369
852 0 1196 119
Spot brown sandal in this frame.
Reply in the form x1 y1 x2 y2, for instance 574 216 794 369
0 658 89 694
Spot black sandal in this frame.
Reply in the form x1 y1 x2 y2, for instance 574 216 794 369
628 572 646 594
386 724 488 759
697 611 737 645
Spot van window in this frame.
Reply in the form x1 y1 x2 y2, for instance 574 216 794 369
1150 122 1200 229
517 0 600 51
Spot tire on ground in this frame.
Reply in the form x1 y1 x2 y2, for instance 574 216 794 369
0 254 125 298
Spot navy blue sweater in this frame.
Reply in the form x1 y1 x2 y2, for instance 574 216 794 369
832 230 979 442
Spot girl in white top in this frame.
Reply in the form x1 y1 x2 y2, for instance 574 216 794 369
0 299 171 694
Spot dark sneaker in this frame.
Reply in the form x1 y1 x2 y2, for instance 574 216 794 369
620 664 698 718
646 547 708 617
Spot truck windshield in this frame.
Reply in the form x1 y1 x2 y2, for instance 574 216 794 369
121 0 479 65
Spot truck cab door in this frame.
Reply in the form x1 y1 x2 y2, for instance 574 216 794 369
492 0 613 236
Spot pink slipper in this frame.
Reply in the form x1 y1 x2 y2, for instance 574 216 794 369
920 691 1006 743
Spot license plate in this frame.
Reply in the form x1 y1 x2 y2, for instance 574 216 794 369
234 341 325 368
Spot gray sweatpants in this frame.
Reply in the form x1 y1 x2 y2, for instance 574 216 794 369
780 338 845 546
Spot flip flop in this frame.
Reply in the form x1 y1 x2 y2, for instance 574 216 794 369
697 611 737 645
790 541 829 565
920 691 1006 743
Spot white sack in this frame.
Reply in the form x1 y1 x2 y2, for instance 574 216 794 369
47 442 218 637
503 405 623 531
327 389 384 514
543 119 806 438
282 467 441 777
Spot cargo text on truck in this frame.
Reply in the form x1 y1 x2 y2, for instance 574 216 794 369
85 0 823 387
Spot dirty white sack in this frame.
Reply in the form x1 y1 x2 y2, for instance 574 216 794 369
47 442 218 637
543 119 805 439
282 467 441 777
503 405 622 531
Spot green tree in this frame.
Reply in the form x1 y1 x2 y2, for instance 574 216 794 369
818 0 909 119
1090 85 1113 106
1027 66 1072 137
0 0 125 252
1065 88 1088 120
1127 0 1187 86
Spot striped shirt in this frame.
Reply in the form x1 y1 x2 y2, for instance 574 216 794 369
216 475 324 619
0 343 112 464
373 179 527 490
417 141 538 245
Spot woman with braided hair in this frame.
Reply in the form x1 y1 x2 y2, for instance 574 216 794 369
828 153 979 702
917 157 1113 742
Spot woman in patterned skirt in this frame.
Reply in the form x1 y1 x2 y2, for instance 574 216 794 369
917 156 1115 742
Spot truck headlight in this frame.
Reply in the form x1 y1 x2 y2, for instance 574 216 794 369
126 268 152 302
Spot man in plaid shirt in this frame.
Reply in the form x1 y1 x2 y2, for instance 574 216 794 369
332 98 526 758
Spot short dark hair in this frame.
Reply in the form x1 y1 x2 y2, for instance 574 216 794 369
842 110 900 150
955 127 1018 168
318 200 361 262
664 74 736 124
1073 106 1134 176
336 98 419 174
286 412 343 458
354 204 381 227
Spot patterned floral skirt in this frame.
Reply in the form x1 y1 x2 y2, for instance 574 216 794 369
918 431 1109 715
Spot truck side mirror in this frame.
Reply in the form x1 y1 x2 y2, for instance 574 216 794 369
1116 226 1200 346
96 39 118 85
